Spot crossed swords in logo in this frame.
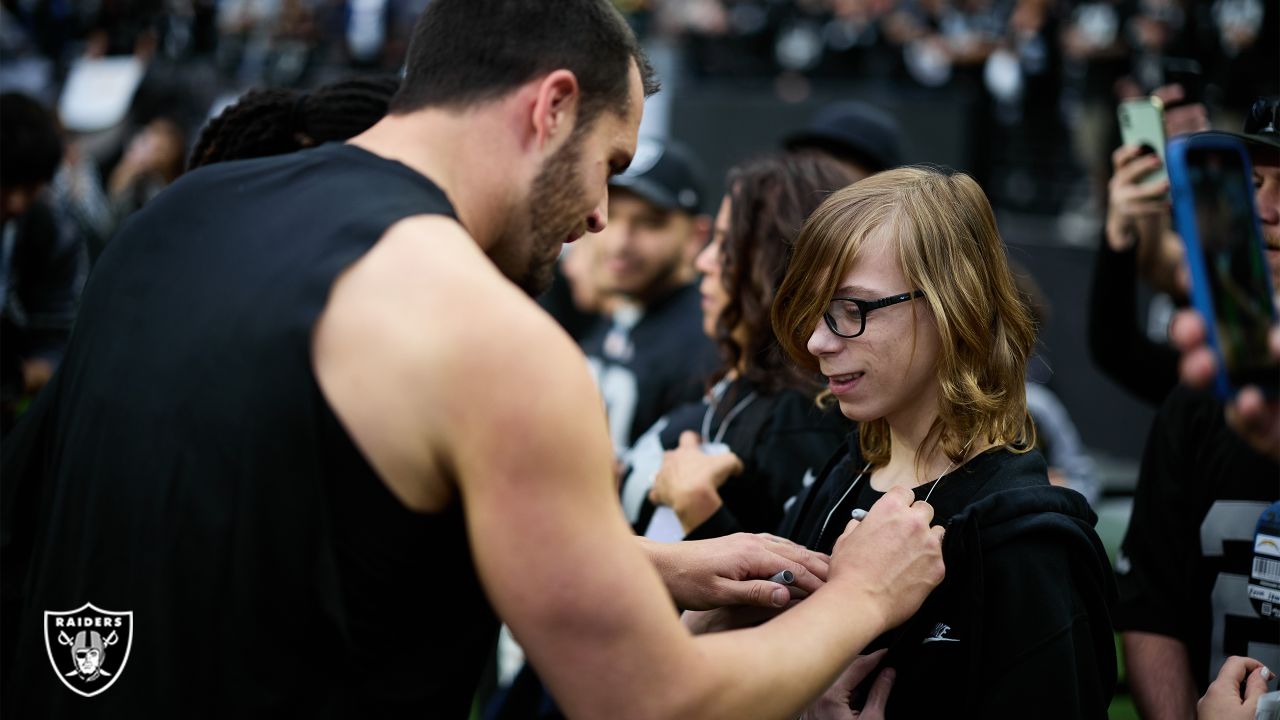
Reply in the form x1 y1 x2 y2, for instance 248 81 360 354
57 630 119 677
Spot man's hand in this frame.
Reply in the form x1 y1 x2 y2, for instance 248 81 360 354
1170 310 1280 461
827 487 945 630
1197 655 1274 720
641 533 829 611
1154 84 1210 138
21 357 55 394
649 431 743 533
802 649 894 720
1106 143 1170 254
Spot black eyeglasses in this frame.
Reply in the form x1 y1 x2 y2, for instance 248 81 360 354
823 290 925 339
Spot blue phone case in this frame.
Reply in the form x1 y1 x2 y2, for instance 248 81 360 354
1166 134 1279 399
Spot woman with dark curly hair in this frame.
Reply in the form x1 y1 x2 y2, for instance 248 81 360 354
621 150 857 541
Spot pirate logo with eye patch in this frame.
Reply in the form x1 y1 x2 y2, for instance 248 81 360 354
44 603 133 697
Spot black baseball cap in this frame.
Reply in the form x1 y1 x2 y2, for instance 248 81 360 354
609 137 705 215
1195 96 1280 161
783 100 904 173
1241 96 1280 155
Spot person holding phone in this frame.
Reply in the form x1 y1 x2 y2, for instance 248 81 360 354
1115 95 1280 720
1088 83 1210 406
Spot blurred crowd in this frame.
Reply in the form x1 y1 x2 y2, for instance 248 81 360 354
1 0 1273 231
0 0 1274 417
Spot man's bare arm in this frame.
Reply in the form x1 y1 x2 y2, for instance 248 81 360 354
317 217 945 720
1124 631 1198 720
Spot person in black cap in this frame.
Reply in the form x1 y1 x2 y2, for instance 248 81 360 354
1115 95 1280 720
579 136 720 452
782 100 906 179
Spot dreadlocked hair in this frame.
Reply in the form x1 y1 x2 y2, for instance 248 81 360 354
188 75 400 170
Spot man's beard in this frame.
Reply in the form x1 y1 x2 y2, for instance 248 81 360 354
505 135 587 298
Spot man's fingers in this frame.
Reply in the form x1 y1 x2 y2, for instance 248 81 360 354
726 578 795 608
1169 309 1206 351
836 648 888 692
1120 199 1169 217
1115 153 1162 184
714 452 745 480
910 499 937 525
1112 143 1144 169
1224 390 1280 463
1231 386 1268 426
836 517 861 544
879 484 915 507
678 430 701 449
929 524 946 545
773 552 828 592
860 668 896 720
755 534 831 575
1178 347 1217 389
1152 83 1185 105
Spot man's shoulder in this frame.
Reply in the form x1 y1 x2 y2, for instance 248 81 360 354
313 217 585 508
354 215 568 359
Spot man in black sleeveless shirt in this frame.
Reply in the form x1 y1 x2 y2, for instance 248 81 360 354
2 2 946 717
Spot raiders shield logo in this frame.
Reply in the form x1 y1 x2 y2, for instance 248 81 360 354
44 603 133 697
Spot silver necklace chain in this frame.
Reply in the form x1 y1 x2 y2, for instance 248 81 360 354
699 380 759 445
818 443 971 546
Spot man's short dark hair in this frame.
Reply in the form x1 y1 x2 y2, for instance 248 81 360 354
0 93 64 189
389 0 659 127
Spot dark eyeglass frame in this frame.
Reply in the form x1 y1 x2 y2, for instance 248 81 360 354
823 290 926 339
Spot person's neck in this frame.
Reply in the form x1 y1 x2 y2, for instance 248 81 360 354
871 388 951 490
347 108 525 251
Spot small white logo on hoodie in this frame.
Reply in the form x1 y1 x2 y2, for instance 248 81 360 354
922 623 959 644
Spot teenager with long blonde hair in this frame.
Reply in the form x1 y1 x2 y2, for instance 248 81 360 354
772 166 1116 717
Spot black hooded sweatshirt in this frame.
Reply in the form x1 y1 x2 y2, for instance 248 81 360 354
780 440 1118 718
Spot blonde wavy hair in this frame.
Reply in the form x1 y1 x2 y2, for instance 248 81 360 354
770 166 1037 470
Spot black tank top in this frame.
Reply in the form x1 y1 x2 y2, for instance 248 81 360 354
1 143 497 717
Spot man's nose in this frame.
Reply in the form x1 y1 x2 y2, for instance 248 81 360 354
1257 187 1280 224
586 191 609 233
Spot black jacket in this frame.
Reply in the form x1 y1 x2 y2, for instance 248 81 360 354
620 379 850 539
782 442 1118 718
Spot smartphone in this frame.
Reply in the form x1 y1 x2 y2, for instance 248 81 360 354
1118 97 1167 185
1167 134 1279 399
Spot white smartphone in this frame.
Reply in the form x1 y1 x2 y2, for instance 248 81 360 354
1117 96 1167 185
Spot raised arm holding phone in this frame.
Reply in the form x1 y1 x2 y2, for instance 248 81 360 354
1115 96 1280 720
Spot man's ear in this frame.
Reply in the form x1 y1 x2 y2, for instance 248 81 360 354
530 69 581 150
